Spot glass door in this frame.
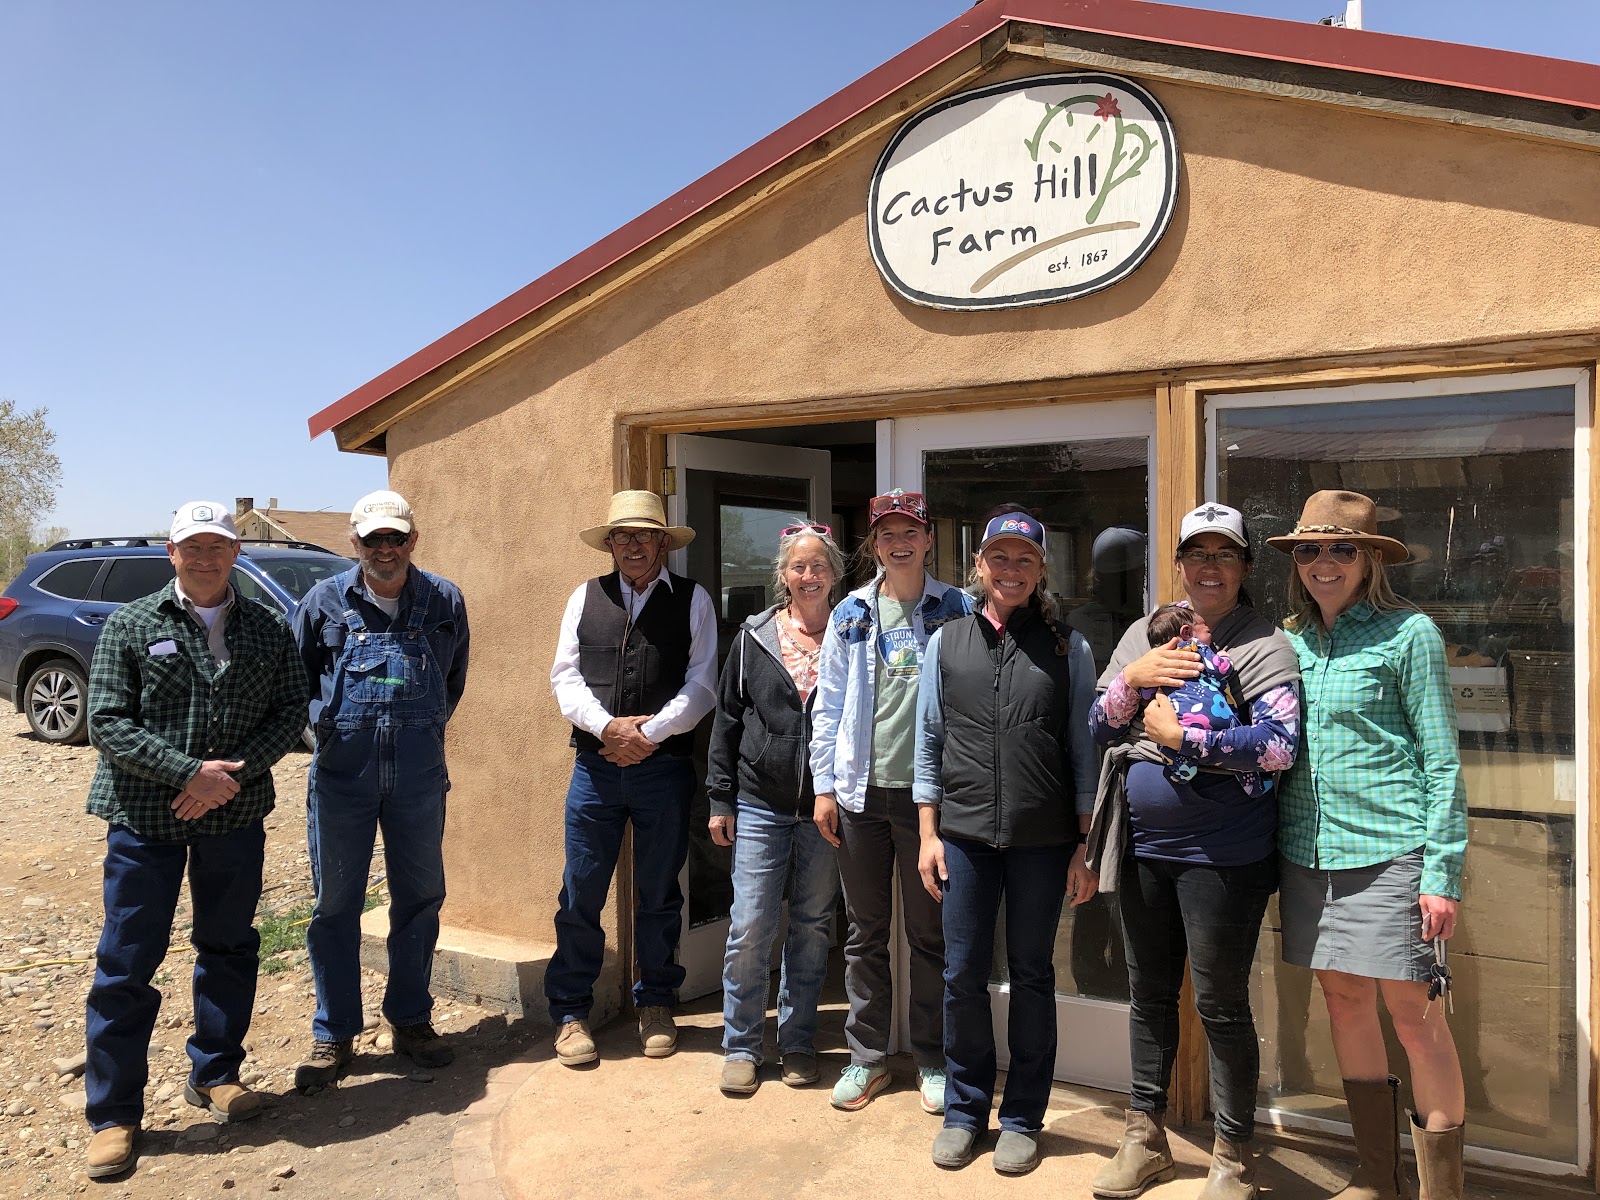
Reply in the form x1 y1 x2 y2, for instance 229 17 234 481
891 397 1156 1090
666 433 833 1001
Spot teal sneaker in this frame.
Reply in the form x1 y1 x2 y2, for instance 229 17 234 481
831 1064 892 1111
918 1066 947 1115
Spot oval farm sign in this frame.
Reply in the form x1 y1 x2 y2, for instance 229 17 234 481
868 74 1178 311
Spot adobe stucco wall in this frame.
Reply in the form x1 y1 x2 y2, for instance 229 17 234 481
385 67 1600 944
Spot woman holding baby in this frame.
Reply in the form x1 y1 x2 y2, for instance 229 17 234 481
1086 503 1301 1200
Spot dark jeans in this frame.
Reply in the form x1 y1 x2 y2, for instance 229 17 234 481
85 821 265 1131
1117 852 1277 1142
545 752 694 1022
835 785 944 1068
941 835 1070 1134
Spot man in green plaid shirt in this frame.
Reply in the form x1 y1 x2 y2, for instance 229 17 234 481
81 501 307 1181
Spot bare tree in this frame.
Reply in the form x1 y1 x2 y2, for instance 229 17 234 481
0 400 63 579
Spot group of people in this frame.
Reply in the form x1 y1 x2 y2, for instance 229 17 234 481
80 490 469 1180
75 476 1466 1198
545 485 1466 1197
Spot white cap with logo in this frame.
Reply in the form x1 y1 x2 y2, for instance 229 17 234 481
351 490 414 537
1178 502 1248 549
169 501 239 544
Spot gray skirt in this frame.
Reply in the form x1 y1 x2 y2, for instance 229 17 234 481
1280 849 1433 982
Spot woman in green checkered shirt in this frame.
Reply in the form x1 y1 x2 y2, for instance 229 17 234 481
1269 490 1466 1200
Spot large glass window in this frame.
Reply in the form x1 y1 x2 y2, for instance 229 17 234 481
100 558 177 604
1212 376 1581 1164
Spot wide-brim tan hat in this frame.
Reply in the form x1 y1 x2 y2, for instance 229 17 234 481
1266 490 1410 564
579 490 696 551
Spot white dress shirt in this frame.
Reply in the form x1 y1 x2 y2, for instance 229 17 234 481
550 571 718 746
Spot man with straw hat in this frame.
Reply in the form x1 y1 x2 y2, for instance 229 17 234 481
547 490 717 1065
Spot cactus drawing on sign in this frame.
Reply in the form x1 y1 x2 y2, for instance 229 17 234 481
1023 92 1158 224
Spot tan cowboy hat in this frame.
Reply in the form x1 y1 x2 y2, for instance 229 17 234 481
1266 490 1410 564
579 490 696 552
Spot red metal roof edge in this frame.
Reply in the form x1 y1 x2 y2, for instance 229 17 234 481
309 0 1600 444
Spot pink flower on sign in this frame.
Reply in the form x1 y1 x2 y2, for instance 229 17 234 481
1094 93 1121 121
1257 735 1294 774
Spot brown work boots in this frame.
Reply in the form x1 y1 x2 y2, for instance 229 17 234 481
1093 1109 1176 1197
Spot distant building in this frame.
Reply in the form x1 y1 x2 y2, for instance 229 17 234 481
233 498 349 553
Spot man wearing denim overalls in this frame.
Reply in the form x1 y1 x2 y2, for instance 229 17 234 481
290 490 470 1091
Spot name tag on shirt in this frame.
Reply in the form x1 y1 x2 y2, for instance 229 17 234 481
147 639 179 657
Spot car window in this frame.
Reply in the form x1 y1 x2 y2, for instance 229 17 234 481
230 568 286 613
33 559 105 600
245 554 351 604
100 558 177 604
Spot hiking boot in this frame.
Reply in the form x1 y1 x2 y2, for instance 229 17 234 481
1198 1135 1258 1200
554 1019 598 1066
830 1063 891 1111
995 1130 1041 1176
932 1126 979 1169
85 1125 137 1179
780 1053 819 1087
1093 1110 1176 1197
293 1039 354 1093
918 1065 947 1115
391 1021 454 1068
638 1006 677 1057
184 1081 263 1123
719 1058 758 1095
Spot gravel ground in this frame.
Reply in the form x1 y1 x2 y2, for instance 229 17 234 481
0 710 530 1198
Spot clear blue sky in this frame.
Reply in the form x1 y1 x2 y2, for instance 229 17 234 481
3 0 1595 538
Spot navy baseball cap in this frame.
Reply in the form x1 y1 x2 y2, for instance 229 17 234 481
978 512 1047 555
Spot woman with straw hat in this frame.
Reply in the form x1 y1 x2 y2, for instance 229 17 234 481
1268 489 1467 1200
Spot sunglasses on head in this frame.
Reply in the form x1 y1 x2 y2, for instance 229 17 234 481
869 491 927 524
360 530 410 549
1292 541 1361 566
780 522 833 539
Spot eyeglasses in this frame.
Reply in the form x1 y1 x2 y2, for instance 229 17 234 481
359 531 410 549
607 528 662 546
1177 548 1243 567
868 491 927 524
1292 542 1361 566
780 522 833 539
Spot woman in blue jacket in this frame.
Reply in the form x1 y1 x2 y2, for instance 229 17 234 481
706 525 845 1095
913 509 1098 1176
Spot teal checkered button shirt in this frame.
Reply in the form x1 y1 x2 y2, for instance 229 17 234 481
1278 602 1467 900
86 582 309 842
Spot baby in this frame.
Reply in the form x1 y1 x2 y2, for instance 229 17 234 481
1143 603 1248 786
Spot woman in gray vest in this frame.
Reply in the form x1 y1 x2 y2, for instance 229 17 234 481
912 509 1098 1176
706 525 845 1095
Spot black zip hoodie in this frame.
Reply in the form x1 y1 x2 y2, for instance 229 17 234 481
706 604 817 820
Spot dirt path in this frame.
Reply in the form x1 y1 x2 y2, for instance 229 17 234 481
0 711 527 1198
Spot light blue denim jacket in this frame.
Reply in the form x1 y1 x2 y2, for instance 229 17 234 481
808 573 973 813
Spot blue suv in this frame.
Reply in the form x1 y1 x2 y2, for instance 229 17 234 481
0 538 352 744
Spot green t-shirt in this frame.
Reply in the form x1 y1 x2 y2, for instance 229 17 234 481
868 594 923 788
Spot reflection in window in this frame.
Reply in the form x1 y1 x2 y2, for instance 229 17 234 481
925 437 1151 1006
1217 383 1578 1163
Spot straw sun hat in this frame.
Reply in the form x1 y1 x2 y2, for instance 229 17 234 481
1265 490 1410 564
579 490 696 552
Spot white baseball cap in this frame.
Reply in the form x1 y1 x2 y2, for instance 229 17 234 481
350 490 414 537
1178 502 1248 549
169 501 238 544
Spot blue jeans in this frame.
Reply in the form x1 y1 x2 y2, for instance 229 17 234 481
721 801 839 1063
306 725 448 1042
85 821 265 1131
546 752 693 1022
941 835 1070 1135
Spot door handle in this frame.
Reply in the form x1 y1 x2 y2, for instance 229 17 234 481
77 614 107 626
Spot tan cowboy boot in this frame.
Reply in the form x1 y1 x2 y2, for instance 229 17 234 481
1092 1109 1176 1198
1197 1135 1258 1200
1410 1114 1464 1200
1333 1077 1411 1200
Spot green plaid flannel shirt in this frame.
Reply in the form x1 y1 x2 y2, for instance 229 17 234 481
1278 602 1467 899
86 582 309 843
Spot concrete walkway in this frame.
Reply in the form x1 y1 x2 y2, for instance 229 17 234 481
459 994 1569 1200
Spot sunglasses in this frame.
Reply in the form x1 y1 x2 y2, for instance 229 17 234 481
359 530 410 549
1292 542 1361 566
868 491 928 524
780 522 833 539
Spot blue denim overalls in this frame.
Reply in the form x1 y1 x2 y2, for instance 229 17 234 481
305 569 449 1043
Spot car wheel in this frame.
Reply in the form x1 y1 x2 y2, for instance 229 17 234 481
301 725 316 752
25 659 89 745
